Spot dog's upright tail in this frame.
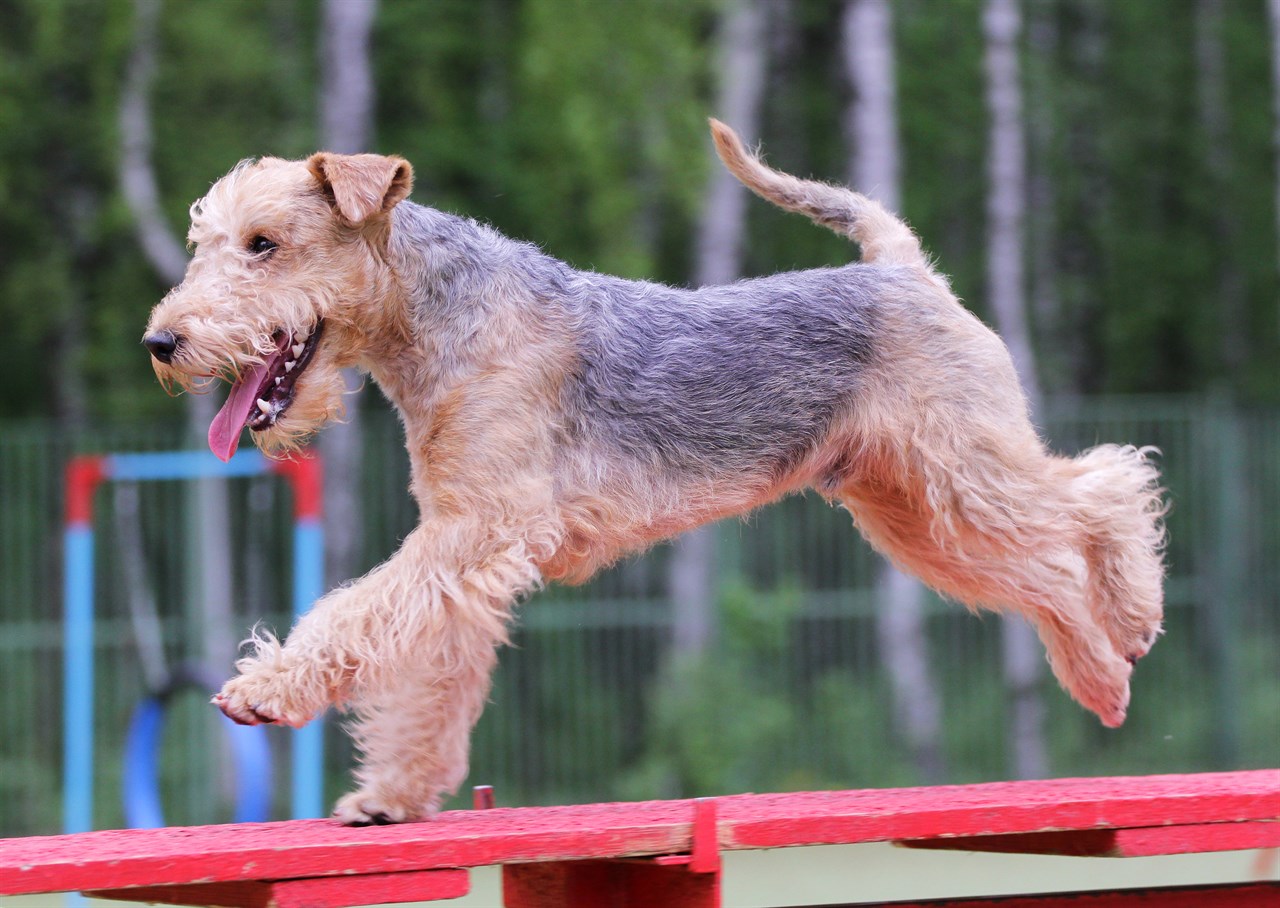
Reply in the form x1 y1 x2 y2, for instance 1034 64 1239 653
709 118 925 269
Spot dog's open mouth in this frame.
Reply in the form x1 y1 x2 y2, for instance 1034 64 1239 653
207 321 324 461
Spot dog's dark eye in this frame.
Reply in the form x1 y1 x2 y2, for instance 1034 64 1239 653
248 235 278 257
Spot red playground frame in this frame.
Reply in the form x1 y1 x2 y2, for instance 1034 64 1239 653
1 770 1277 906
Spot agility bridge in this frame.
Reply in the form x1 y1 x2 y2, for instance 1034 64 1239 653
1 770 1278 906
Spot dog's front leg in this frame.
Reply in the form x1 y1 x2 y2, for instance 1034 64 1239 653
214 520 546 822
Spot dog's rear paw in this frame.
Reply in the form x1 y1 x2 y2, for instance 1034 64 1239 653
333 789 436 826
1047 644 1132 729
1127 625 1161 663
1095 683 1130 729
1098 609 1162 669
1070 673 1130 729
1124 626 1161 666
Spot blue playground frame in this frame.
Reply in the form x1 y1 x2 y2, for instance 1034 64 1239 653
62 449 325 833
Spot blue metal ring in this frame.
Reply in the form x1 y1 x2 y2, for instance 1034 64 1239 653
122 667 272 828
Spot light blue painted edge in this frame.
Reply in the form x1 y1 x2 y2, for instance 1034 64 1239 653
291 518 325 819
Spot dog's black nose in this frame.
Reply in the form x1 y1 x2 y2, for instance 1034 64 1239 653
143 330 178 364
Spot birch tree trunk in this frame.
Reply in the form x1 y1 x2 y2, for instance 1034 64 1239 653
119 0 187 290
982 0 1049 780
842 0 946 784
119 0 235 671
670 0 769 657
318 0 378 591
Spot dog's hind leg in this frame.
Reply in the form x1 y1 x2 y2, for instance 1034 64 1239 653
836 442 1135 728
1060 445 1167 664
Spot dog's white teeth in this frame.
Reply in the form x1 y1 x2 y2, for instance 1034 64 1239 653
256 399 272 414
275 377 283 386
294 328 309 343
285 361 296 373
292 343 305 359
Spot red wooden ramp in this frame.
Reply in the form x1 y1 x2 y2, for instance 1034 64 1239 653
0 771 1277 907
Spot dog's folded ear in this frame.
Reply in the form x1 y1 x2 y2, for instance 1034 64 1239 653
307 153 414 226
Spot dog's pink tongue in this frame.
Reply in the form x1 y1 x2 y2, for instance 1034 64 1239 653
208 363 270 462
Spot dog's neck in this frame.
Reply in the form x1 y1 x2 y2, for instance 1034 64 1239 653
371 203 572 439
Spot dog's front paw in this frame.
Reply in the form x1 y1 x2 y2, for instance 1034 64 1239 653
213 667 320 729
332 788 438 826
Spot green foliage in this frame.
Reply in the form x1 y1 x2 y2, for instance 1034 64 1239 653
378 0 711 280
621 581 805 799
4 0 1280 421
0 0 319 423
621 581 922 799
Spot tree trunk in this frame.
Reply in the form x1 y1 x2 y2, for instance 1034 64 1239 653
318 0 378 590
983 0 1040 407
119 0 235 671
670 0 769 659
52 187 94 430
982 0 1049 780
119 0 187 290
1270 0 1280 336
842 0 946 785
696 0 768 291
1025 0 1061 394
1057 0 1109 393
1195 0 1246 374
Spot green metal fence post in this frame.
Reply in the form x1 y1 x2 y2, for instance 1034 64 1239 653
1207 391 1245 768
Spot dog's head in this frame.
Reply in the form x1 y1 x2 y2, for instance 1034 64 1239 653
143 153 413 460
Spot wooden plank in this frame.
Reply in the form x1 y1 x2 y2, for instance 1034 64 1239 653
822 880 1280 906
719 770 1280 850
503 860 719 908
899 820 1280 857
1 771 1277 896
86 869 470 908
0 808 693 896
1110 820 1280 856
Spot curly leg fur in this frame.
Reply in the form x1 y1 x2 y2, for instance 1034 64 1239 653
216 521 547 821
838 433 1164 727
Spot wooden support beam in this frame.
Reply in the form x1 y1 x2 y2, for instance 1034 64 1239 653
86 869 469 908
839 880 1280 906
503 859 719 908
899 819 1280 857
502 798 721 908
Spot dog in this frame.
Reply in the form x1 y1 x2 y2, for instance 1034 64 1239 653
142 120 1166 824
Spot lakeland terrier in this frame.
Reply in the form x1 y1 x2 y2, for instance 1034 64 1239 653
143 120 1167 824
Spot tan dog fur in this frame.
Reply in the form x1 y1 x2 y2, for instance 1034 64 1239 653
144 122 1166 824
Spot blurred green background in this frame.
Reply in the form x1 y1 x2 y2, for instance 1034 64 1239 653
0 0 1277 838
